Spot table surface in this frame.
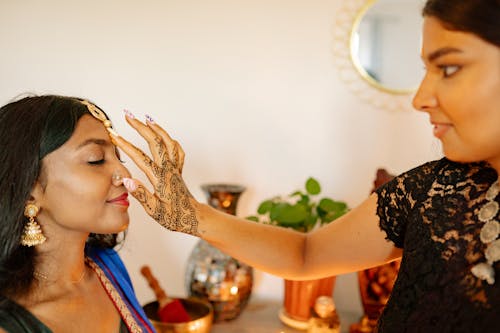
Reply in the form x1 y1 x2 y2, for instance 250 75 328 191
211 299 360 333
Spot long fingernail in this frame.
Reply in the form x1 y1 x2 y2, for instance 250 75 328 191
145 114 155 124
123 109 135 119
122 178 138 192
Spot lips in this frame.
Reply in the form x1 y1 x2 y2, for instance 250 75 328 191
107 193 129 206
431 119 453 139
431 122 452 139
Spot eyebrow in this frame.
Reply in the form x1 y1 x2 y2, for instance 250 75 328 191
426 47 463 62
76 138 111 150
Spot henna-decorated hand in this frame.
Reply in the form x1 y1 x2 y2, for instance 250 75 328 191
110 114 199 236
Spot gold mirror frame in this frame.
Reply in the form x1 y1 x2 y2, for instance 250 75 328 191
332 0 418 112
350 0 419 95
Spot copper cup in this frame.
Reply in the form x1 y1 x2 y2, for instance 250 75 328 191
143 298 213 333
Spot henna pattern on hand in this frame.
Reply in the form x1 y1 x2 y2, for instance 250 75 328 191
131 136 199 236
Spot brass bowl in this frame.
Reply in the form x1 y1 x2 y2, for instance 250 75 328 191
143 298 213 333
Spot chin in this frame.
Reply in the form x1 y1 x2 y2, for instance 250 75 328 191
112 220 130 233
98 218 130 234
444 149 485 164
117 222 130 232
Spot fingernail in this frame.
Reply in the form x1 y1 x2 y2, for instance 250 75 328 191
145 114 155 124
123 109 135 119
122 177 137 192
107 127 119 137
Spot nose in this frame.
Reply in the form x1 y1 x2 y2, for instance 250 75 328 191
412 72 438 113
111 163 131 187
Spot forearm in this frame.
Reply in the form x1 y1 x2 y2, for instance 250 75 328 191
195 201 309 279
303 194 402 277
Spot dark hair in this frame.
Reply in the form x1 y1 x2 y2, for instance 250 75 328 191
0 95 121 300
423 0 500 47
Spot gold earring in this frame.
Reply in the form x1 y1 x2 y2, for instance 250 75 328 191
20 204 46 247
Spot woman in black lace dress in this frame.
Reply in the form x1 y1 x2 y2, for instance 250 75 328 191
113 0 499 331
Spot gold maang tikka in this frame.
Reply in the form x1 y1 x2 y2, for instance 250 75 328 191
20 204 46 247
80 100 119 137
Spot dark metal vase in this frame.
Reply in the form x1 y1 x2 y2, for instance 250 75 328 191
185 184 253 322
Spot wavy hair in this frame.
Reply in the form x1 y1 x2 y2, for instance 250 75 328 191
0 95 122 301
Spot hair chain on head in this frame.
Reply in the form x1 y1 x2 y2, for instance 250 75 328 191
80 100 118 136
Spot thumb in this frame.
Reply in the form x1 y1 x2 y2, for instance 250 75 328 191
122 177 139 193
122 177 157 217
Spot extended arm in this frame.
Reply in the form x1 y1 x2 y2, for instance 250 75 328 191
196 193 401 279
112 117 401 280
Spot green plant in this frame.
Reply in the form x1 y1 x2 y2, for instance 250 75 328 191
247 177 349 232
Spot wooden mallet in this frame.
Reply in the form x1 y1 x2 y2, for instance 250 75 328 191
140 265 191 323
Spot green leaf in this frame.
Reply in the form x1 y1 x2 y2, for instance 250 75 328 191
304 214 318 231
270 203 286 221
317 199 348 223
246 216 260 222
257 200 274 214
306 177 321 195
318 199 347 213
297 194 310 206
318 198 335 212
319 207 348 223
272 203 308 224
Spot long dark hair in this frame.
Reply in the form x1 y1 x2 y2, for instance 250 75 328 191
423 0 500 47
0 95 121 301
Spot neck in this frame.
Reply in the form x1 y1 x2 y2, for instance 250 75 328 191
486 157 500 178
34 232 89 285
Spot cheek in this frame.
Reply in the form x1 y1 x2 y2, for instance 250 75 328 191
441 72 498 128
44 171 110 217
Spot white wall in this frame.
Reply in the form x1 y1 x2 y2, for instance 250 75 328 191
0 0 441 317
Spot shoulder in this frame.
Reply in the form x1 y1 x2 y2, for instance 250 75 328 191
0 297 50 333
375 158 465 209
86 246 132 284
426 158 496 187
376 159 442 199
388 158 491 190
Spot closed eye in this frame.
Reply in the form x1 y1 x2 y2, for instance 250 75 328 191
88 159 105 165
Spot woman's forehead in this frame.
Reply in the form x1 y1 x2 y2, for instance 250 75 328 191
51 115 111 155
421 16 488 60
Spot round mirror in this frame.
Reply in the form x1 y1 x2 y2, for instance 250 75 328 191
350 0 425 94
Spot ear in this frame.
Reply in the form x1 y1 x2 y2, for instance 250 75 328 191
28 180 45 207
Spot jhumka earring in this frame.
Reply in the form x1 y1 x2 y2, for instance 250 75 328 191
20 204 46 247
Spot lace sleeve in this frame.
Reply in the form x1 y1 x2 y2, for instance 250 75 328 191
375 161 438 248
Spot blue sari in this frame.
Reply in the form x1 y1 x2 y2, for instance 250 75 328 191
87 247 156 333
0 247 155 333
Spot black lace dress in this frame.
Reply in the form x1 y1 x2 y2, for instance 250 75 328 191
375 158 499 333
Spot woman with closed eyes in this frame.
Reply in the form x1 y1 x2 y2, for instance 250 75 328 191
0 96 155 332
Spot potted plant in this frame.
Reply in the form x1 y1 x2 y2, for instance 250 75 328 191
247 177 349 328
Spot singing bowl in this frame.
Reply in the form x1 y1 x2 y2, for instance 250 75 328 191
143 298 213 333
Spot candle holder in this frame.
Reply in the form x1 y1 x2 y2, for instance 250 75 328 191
185 184 253 322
